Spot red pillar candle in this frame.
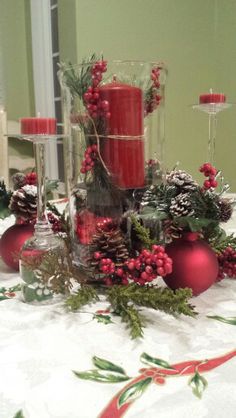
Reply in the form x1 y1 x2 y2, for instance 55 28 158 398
199 93 226 104
20 117 57 135
99 81 144 189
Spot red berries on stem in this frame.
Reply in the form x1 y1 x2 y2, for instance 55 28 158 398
145 66 162 115
217 246 236 280
93 244 173 286
83 60 111 120
80 144 98 174
199 162 218 189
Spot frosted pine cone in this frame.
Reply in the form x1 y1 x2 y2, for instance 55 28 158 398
9 185 37 222
141 186 158 207
169 193 194 217
218 198 233 222
163 219 184 240
166 170 198 192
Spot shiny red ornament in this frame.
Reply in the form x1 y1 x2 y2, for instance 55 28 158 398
163 232 219 296
0 222 34 271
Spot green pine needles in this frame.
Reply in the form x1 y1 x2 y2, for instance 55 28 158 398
66 283 197 339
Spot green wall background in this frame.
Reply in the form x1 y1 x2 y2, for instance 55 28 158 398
0 0 34 119
0 0 34 159
58 0 236 190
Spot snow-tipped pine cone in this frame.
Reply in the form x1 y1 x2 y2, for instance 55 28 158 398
166 169 198 192
169 193 195 217
9 185 37 222
218 199 233 222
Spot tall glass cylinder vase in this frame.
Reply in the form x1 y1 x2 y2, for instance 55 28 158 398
59 59 167 281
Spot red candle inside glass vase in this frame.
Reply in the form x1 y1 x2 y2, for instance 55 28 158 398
99 81 144 189
20 117 57 135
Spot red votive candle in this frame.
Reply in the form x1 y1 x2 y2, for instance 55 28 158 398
99 81 144 189
199 93 226 104
20 117 57 135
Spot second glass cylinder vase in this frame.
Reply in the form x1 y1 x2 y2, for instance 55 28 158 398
59 59 167 276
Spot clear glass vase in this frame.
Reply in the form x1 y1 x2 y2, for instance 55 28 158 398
59 59 167 276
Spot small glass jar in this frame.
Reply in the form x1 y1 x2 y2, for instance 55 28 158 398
59 60 167 275
20 224 65 303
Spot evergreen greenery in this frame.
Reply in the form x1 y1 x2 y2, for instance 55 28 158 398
66 285 99 311
64 283 196 339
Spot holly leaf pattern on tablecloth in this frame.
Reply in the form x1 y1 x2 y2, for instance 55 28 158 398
73 350 236 418
92 356 126 375
73 369 130 383
188 371 208 399
118 377 152 408
140 352 174 369
207 315 236 326
93 313 113 324
0 284 21 301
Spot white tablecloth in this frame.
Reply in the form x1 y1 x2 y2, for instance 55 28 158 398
0 217 236 418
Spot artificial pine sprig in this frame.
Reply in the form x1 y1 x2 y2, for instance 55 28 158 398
107 284 196 318
59 53 98 99
115 303 145 339
65 285 99 311
106 284 196 338
130 215 154 249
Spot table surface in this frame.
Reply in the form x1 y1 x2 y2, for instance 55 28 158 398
0 216 236 418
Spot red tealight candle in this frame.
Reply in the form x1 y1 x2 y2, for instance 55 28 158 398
199 93 226 104
20 117 57 135
99 81 144 189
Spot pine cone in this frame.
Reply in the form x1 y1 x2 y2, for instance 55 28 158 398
218 198 233 222
166 170 198 192
169 193 194 217
163 219 183 240
141 186 159 207
9 185 37 221
11 172 26 190
90 226 129 269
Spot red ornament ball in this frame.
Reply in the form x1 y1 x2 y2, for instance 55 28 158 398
163 232 219 296
0 223 34 271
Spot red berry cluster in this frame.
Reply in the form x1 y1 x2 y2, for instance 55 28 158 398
25 172 37 186
80 144 98 174
83 60 111 119
199 163 218 189
151 67 161 88
47 212 63 233
145 66 162 115
217 246 236 280
93 245 172 286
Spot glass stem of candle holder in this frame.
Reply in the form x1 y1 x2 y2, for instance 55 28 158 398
208 112 217 165
33 141 52 235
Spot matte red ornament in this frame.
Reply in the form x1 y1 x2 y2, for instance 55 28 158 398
0 223 34 271
163 232 219 296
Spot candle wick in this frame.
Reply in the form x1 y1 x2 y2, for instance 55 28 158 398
209 88 213 94
112 75 117 82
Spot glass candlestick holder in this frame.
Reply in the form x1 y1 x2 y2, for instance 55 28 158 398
9 133 65 302
192 90 233 165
